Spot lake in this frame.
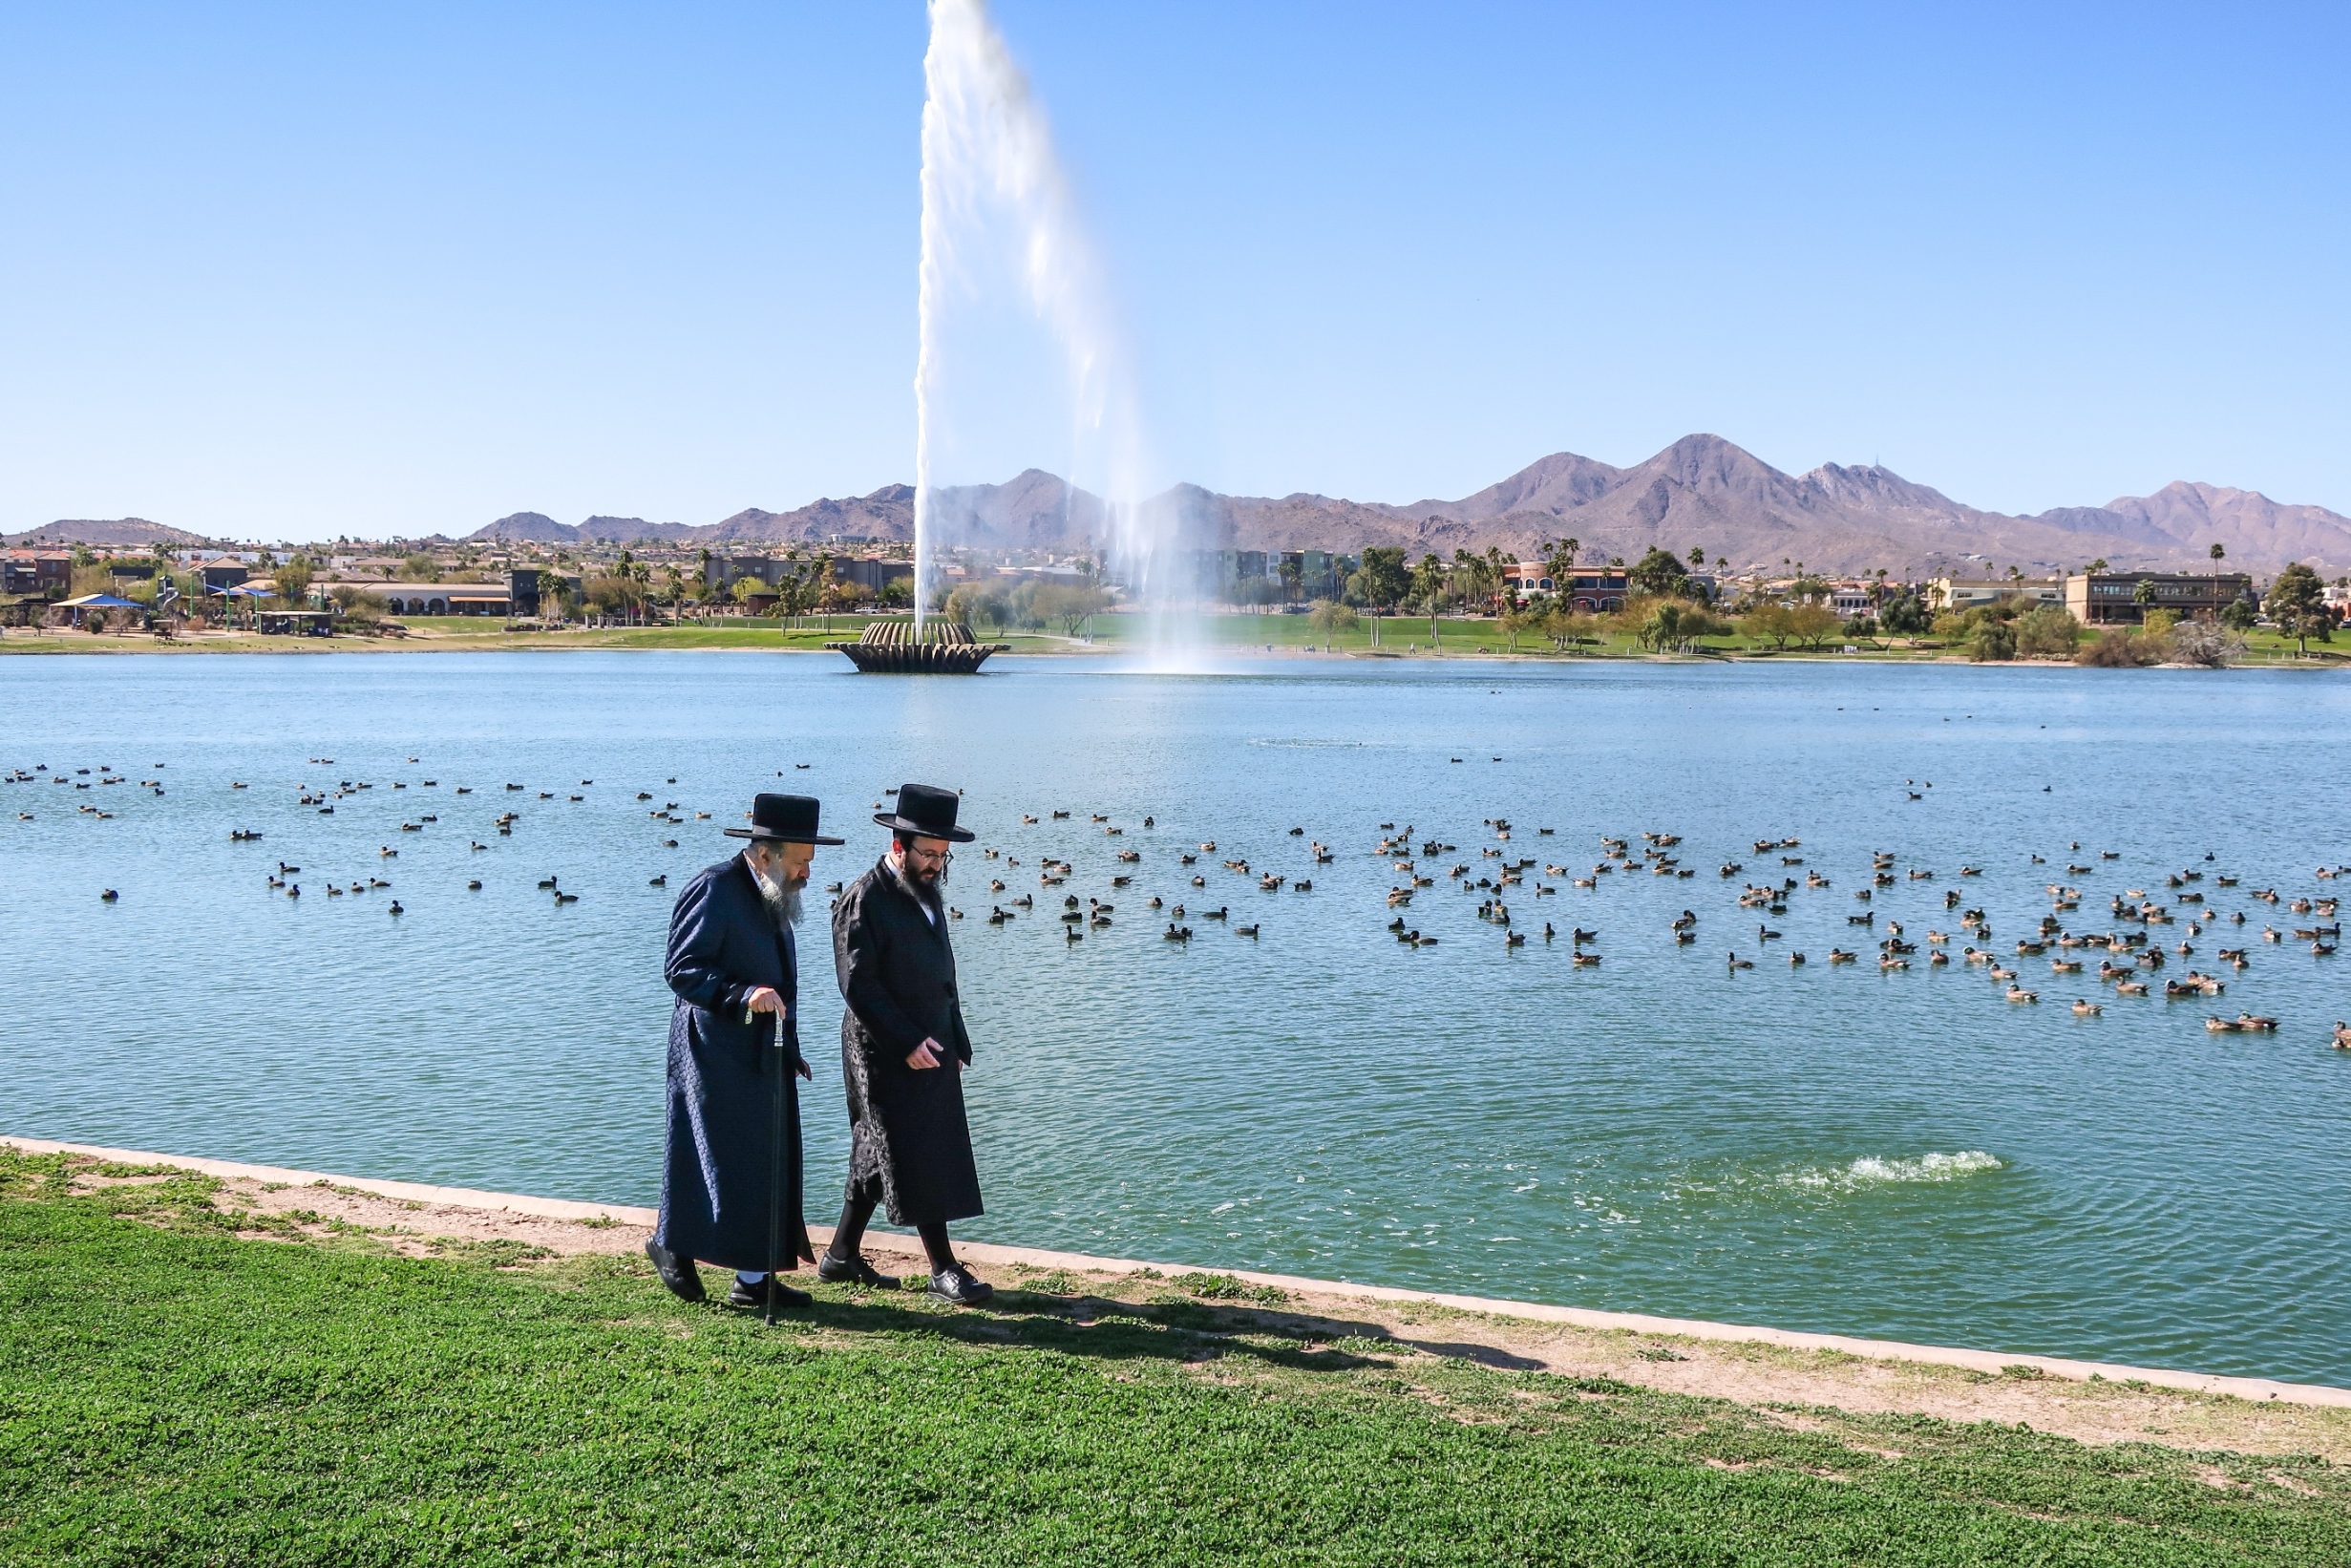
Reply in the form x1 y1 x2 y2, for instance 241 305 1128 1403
5 649 2348 1384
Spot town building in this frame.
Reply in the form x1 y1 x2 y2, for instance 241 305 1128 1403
2061 571 2255 626
833 557 913 596
1927 577 2065 614
1501 564 1631 613
377 583 515 617
2 550 73 598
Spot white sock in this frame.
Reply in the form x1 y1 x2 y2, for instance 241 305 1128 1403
737 1269 767 1285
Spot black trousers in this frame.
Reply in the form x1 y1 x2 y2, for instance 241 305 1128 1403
829 1189 956 1273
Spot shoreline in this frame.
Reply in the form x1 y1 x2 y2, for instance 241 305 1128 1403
11 1133 2343 1412
3 639 2342 669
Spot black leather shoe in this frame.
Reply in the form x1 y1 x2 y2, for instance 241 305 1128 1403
817 1252 900 1289
729 1275 813 1310
645 1239 705 1303
927 1264 994 1306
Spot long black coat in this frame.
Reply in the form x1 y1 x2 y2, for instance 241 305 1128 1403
653 854 815 1273
833 858 984 1225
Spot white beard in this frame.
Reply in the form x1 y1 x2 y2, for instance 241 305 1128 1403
749 858 803 927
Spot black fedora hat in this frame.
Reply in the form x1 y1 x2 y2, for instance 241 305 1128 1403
724 794 843 844
873 782 974 843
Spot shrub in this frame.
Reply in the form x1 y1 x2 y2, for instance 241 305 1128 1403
2168 620 2245 667
2078 629 2156 667
1968 621 2016 661
2013 604 2082 659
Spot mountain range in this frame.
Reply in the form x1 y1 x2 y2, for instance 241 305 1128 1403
14 436 2348 577
463 435 2351 578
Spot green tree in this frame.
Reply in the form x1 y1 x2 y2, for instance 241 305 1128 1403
1351 547 1408 646
1879 592 1931 637
1627 546 1690 598
1306 598 1357 648
399 553 437 582
1540 537 1579 592
2013 604 2082 659
2131 578 2159 615
2266 562 2330 655
1742 603 1796 650
1412 554 1448 644
1788 603 1841 649
1969 620 2017 662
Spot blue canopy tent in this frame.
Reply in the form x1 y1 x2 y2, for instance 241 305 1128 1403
55 593 143 628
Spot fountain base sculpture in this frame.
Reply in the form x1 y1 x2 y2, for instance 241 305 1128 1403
828 620 1007 674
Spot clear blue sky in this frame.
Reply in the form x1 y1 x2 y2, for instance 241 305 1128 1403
2 2 2343 540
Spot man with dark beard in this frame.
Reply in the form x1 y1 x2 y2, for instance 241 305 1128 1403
646 794 841 1311
821 781 992 1304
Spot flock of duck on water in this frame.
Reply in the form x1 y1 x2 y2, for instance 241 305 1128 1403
954 796 2350 1053
21 754 2347 1052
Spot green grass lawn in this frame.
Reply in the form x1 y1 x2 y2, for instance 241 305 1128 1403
5 1153 2344 1565
5 608 2342 667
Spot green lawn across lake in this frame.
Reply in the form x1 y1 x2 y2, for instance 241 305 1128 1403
4 1152 2345 1565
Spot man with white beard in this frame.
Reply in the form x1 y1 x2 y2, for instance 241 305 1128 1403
646 793 841 1310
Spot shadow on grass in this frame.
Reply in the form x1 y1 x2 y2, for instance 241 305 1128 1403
667 1261 1555 1379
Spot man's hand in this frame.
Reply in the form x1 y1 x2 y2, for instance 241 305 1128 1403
794 1058 814 1081
905 1037 943 1070
743 986 786 1016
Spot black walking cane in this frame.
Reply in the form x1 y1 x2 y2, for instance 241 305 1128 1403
763 1003 787 1326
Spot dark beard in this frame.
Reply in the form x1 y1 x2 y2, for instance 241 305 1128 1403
891 858 945 912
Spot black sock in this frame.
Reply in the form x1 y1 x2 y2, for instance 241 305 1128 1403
829 1196 876 1261
918 1221 957 1275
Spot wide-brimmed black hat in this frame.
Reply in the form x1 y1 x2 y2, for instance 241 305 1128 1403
873 781 974 843
724 793 843 844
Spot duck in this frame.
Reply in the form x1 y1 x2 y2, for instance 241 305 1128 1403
1066 926 1083 943
1504 930 1524 947
99 888 118 902
2333 1022 2351 1049
649 875 667 887
2235 1012 2279 1031
1237 923 1260 938
2071 999 2102 1016
2114 979 2149 996
1162 924 1191 942
1726 951 1753 971
1571 951 1599 966
2005 985 2039 1003
1788 951 1807 966
388 901 405 916
468 879 484 891
555 891 579 905
1829 948 1856 964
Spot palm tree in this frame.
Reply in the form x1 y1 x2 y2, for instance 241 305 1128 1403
1543 537 1579 593
2210 541 2226 613
1413 554 1447 646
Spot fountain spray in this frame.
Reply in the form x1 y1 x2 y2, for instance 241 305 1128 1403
913 0 1162 643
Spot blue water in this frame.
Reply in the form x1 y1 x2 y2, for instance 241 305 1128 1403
4 651 2348 1384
